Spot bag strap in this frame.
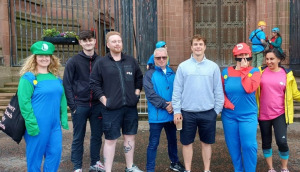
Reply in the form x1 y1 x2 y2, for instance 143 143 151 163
250 30 262 41
251 30 264 46
17 72 37 95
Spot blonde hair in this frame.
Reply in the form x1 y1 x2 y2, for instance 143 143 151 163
106 31 121 42
19 54 61 76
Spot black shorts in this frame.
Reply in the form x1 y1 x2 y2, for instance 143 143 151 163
102 106 138 140
180 109 217 145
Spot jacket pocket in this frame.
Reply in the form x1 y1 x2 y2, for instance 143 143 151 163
75 80 89 100
104 98 111 109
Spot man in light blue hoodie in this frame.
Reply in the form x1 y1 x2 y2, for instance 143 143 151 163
172 35 224 172
144 48 185 172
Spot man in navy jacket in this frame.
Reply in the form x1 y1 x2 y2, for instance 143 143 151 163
63 30 104 172
143 48 185 172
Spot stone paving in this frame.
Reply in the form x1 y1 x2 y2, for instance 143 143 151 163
0 121 300 172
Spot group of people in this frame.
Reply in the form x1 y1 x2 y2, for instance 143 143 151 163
18 30 143 172
144 21 299 172
249 20 283 67
16 21 299 172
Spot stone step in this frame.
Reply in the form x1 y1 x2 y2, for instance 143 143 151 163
0 97 147 105
294 113 300 122
0 88 18 93
4 82 18 88
0 93 15 99
294 105 300 113
1 112 149 121
0 99 147 106
0 100 10 106
0 106 72 113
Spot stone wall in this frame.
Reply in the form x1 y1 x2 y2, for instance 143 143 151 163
0 66 65 87
0 0 10 66
158 0 291 69
0 0 293 69
252 0 290 65
157 0 187 70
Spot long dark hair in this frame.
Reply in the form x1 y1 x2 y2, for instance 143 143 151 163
276 32 281 37
264 48 286 66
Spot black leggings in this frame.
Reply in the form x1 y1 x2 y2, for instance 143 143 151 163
258 114 289 152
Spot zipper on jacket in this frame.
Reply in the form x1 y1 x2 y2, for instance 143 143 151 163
115 61 127 105
89 57 92 107
285 82 289 124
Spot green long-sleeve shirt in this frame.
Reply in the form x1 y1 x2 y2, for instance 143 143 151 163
270 36 283 54
18 72 69 136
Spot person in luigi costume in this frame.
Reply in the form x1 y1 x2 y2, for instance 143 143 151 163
18 41 69 171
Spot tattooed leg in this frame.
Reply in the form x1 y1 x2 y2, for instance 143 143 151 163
124 135 136 168
124 141 133 153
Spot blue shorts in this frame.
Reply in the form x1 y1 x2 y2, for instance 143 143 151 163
101 106 138 140
180 109 217 145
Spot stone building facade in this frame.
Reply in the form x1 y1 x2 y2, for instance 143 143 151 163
0 0 293 70
157 0 290 69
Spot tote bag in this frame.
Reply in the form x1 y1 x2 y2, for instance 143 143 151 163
0 92 25 144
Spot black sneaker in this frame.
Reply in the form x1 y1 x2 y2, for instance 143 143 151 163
170 162 185 172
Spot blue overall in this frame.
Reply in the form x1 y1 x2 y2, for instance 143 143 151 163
22 73 64 172
221 68 258 172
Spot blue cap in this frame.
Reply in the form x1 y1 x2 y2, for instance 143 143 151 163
272 27 280 33
156 41 166 48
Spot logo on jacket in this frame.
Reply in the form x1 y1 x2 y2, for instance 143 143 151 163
126 72 132 75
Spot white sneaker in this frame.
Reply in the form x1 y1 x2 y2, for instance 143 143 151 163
89 161 105 172
125 164 143 172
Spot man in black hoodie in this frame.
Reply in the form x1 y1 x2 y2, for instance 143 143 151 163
63 30 104 172
90 31 143 172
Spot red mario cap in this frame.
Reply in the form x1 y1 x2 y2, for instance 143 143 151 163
232 43 252 57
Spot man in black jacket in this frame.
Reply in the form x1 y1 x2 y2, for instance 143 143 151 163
63 30 104 172
90 31 143 172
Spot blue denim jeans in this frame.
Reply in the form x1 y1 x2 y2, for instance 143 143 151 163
146 122 179 172
71 104 103 170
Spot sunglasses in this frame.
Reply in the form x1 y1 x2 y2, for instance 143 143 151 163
235 57 252 62
155 56 168 60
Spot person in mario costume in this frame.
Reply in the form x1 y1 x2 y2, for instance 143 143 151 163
221 43 261 172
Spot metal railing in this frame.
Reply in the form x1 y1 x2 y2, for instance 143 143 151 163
9 0 157 68
137 92 147 115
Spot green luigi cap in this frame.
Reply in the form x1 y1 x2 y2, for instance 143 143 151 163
30 41 55 55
